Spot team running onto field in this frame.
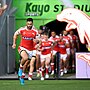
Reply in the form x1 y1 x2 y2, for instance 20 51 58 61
12 18 79 85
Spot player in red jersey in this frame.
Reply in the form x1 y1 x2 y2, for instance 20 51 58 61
68 31 80 71
38 33 55 80
35 29 44 77
58 34 69 76
49 31 59 75
62 30 71 72
12 18 38 85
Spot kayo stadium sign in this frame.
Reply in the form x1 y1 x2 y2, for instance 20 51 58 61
25 3 50 16
25 3 90 16
13 0 90 19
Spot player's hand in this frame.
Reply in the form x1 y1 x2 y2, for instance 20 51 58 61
12 44 16 49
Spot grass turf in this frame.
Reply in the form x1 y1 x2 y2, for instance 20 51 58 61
0 80 90 90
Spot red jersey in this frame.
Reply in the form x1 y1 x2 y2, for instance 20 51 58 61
63 36 70 42
58 40 67 54
68 34 78 48
49 35 59 51
17 27 38 51
63 35 70 48
41 40 53 55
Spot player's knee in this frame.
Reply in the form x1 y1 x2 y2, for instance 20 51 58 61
22 56 28 61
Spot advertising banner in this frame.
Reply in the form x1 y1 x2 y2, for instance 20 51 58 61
76 53 90 78
12 0 90 72
13 0 90 19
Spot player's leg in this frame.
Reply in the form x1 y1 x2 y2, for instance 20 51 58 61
60 54 64 76
18 50 28 77
19 50 29 85
45 54 51 78
66 48 71 72
71 48 75 71
51 50 57 75
63 54 68 74
22 60 30 78
36 54 41 77
28 56 36 80
40 55 45 80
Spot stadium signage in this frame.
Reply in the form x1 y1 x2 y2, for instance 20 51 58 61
25 2 90 16
54 4 90 12
25 3 50 16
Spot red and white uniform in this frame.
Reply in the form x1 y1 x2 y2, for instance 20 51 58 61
15 27 38 51
68 34 78 51
58 40 68 61
15 26 38 59
35 34 44 55
49 35 59 55
63 35 71 55
40 39 53 62
63 36 70 46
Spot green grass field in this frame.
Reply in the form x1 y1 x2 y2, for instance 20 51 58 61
0 80 90 90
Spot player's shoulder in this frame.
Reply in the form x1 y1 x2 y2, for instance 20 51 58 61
74 34 78 37
48 38 53 41
56 35 59 38
32 29 38 33
49 36 53 39
18 26 26 31
48 38 54 42
67 35 71 39
32 27 38 34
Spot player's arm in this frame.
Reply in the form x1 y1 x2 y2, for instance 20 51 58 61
51 40 57 49
66 40 70 48
12 29 21 49
33 29 40 43
65 41 70 54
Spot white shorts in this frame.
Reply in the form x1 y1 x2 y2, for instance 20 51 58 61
40 53 51 63
60 54 67 61
19 46 36 59
36 50 41 55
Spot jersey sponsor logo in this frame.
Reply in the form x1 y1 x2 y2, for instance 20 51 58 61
23 36 33 40
58 45 65 48
44 46 51 49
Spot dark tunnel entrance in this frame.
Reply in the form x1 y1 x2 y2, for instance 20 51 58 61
45 19 67 36
44 19 88 52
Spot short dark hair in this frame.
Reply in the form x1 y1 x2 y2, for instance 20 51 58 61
51 30 56 33
43 32 48 36
27 18 33 22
